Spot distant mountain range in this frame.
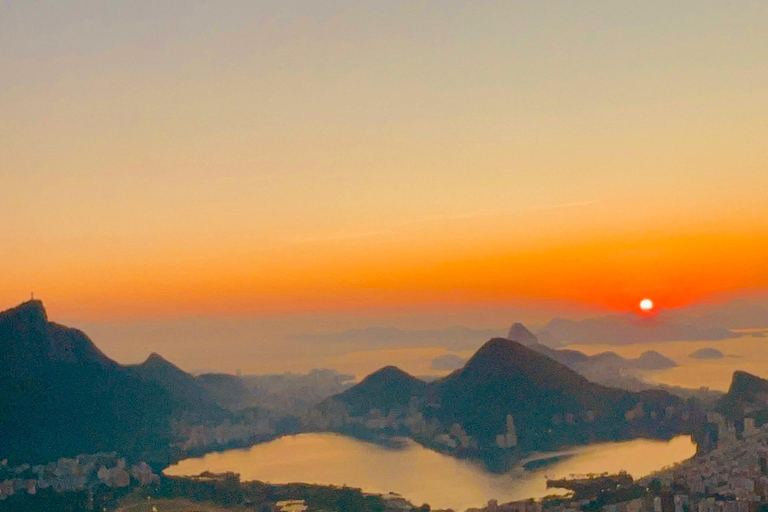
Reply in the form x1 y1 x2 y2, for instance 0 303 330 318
322 336 687 465
431 323 678 387
293 297 763 353
537 313 736 346
672 297 768 330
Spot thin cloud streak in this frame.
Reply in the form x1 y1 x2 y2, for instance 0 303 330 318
293 200 599 243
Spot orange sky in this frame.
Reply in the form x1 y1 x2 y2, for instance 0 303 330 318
6 208 768 322
2 1 768 324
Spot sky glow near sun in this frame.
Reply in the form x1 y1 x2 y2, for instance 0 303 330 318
2 1 768 323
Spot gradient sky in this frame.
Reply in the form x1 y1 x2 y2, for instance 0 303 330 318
3 0 768 328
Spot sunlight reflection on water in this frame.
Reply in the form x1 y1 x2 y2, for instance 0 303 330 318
165 433 696 510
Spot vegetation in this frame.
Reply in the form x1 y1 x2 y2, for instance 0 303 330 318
0 473 392 512
0 485 133 512
151 473 388 512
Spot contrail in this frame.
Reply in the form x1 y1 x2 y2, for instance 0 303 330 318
293 200 599 243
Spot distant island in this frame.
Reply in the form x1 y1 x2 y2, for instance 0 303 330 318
689 348 725 359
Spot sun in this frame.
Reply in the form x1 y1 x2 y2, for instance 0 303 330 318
640 298 654 312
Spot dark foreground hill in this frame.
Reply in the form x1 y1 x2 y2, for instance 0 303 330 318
331 365 428 417
716 371 768 421
321 338 686 464
0 300 177 464
128 353 224 419
432 339 680 450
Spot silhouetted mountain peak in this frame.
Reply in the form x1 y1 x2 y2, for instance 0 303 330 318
475 336 518 354
461 337 537 374
446 337 602 396
0 301 47 361
0 301 176 463
15 298 46 317
329 365 427 415
730 370 768 395
359 365 422 387
129 352 223 418
0 299 48 330
634 350 677 370
142 352 176 367
716 371 768 420
507 323 538 345
0 300 115 368
132 352 195 381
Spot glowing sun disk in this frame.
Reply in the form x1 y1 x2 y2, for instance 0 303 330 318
640 298 654 312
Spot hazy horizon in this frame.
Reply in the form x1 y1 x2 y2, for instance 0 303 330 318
13 291 762 377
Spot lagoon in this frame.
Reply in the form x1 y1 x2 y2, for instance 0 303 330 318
165 433 696 510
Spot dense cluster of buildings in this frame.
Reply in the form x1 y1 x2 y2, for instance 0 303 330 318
637 416 768 509
0 452 158 500
462 414 768 512
305 402 486 452
4 409 768 512
174 417 276 451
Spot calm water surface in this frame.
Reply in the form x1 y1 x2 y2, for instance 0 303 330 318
165 433 696 510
